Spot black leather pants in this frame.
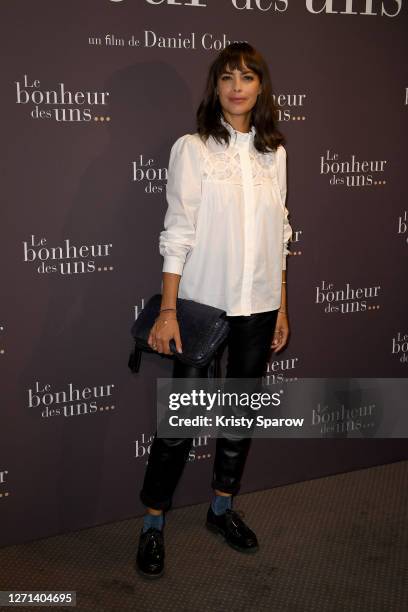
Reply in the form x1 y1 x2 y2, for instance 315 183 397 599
139 309 279 511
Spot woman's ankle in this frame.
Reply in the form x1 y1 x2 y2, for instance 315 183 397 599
146 507 163 516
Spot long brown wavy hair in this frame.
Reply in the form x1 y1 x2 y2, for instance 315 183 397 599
197 42 285 153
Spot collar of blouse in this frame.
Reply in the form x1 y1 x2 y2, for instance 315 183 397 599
220 113 256 146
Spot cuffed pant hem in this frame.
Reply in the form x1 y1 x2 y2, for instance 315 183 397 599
139 489 172 512
211 480 241 496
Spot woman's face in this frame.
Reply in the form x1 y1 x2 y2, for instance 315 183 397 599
216 61 262 119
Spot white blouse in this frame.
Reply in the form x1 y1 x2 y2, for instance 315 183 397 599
159 115 292 317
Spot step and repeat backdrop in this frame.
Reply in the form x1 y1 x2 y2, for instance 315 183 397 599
1 0 407 547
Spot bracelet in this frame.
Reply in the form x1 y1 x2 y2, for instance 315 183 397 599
281 281 287 284
160 307 177 312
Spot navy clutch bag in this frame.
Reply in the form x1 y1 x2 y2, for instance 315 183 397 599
128 293 230 373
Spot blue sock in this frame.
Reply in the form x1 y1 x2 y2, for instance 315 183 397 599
142 512 164 532
211 493 232 516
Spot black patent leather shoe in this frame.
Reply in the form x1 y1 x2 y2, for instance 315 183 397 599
136 527 165 578
206 506 259 553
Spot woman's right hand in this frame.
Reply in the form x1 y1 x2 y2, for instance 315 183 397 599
147 313 183 355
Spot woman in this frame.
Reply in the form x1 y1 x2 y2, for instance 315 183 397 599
136 42 292 579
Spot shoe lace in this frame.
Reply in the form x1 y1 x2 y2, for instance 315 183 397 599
144 528 162 551
226 508 247 523
225 508 254 534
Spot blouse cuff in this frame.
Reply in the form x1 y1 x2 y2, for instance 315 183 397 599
162 255 185 275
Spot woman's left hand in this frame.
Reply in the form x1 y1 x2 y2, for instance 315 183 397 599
271 311 290 353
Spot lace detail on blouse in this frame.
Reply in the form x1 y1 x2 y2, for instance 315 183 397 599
202 147 277 186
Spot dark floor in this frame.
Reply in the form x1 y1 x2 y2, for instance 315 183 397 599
1 460 407 612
